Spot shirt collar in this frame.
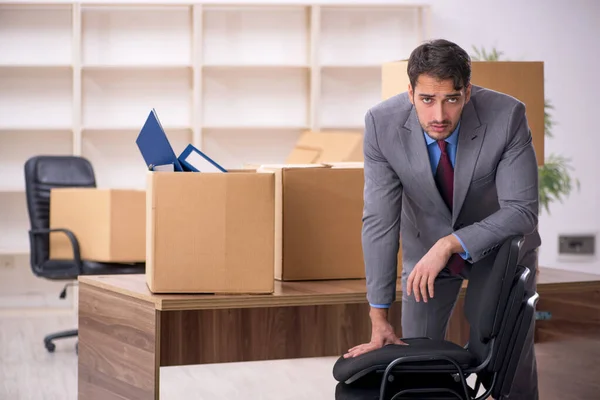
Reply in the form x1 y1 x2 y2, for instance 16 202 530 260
424 121 460 146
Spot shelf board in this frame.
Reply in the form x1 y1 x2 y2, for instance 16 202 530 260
3 1 430 5
202 64 309 70
320 126 364 131
0 127 72 133
82 126 191 133
202 125 309 131
82 64 192 71
0 64 72 70
321 64 383 69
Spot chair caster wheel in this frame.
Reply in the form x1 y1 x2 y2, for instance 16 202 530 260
45 341 56 353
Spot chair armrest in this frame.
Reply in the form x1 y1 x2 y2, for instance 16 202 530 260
29 228 83 274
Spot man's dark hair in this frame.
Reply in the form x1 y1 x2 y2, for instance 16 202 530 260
407 39 471 92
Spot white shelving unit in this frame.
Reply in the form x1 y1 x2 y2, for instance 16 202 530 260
0 1 429 272
0 192 31 255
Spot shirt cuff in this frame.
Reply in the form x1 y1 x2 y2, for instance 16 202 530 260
369 303 391 309
453 233 471 261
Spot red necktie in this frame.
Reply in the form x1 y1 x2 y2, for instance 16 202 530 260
435 140 465 275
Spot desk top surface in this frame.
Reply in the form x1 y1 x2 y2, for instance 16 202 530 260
78 267 600 311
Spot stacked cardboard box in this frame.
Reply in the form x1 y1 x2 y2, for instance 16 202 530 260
49 189 146 263
257 163 365 281
286 130 363 164
145 169 276 293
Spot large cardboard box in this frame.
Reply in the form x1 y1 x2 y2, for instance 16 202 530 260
286 130 364 164
257 163 366 281
146 170 275 294
381 61 545 164
49 188 146 263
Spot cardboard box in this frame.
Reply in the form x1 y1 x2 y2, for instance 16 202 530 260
257 163 366 281
381 60 545 164
286 130 364 164
146 170 275 294
49 188 146 263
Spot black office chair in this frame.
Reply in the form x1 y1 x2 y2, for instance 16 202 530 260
333 235 539 400
24 155 145 353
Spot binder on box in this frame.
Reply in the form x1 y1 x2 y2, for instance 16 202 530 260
149 163 175 172
135 109 184 172
178 144 227 173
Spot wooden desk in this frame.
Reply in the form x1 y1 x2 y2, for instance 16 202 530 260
77 267 600 400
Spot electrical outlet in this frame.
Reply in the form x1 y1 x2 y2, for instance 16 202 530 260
558 235 595 255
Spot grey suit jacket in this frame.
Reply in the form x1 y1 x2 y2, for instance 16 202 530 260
362 85 542 305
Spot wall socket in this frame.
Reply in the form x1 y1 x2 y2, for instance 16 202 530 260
558 235 595 255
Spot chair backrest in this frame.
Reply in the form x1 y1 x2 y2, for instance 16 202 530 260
24 156 96 269
489 266 530 371
472 264 531 394
463 236 523 365
493 291 539 399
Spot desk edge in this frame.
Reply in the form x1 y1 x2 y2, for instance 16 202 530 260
78 274 600 312
78 276 159 308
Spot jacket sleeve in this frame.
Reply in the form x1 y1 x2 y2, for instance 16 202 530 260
362 110 403 306
454 101 539 263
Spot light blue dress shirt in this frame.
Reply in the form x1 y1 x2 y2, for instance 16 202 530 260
369 123 471 309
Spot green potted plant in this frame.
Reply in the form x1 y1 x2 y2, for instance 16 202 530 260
470 46 579 214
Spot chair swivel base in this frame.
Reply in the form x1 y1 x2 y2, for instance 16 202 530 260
44 329 78 353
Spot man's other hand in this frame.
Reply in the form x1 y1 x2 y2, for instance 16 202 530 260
407 236 454 302
343 309 407 358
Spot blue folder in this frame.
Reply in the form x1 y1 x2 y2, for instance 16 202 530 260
178 144 227 173
135 109 184 172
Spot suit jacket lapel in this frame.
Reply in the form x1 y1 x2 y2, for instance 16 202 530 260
398 109 452 223
453 99 487 225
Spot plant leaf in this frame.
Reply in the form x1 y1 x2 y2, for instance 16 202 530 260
544 99 555 138
538 153 579 214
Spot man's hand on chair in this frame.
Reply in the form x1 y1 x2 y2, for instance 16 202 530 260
343 307 407 358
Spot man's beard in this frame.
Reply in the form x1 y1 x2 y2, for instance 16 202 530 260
415 112 459 140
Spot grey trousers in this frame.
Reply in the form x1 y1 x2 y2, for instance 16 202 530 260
400 250 539 400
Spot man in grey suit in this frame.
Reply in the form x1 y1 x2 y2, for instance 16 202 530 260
343 39 541 399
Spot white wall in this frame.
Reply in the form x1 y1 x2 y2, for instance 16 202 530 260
423 0 600 274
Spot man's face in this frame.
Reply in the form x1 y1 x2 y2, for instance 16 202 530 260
408 74 471 140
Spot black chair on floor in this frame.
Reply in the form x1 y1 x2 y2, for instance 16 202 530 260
333 235 539 400
24 155 145 353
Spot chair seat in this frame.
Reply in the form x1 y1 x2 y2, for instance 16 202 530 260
333 338 479 384
40 259 145 280
335 369 473 400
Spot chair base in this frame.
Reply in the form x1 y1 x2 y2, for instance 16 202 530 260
44 328 78 353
